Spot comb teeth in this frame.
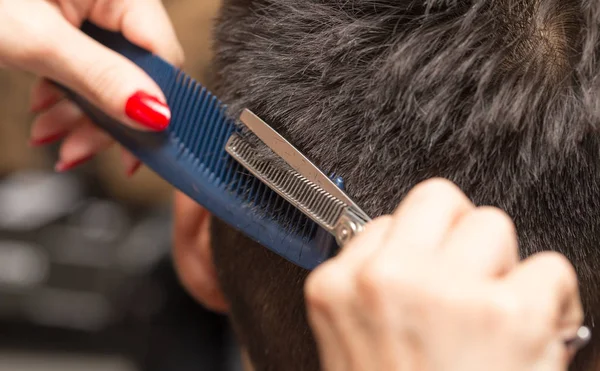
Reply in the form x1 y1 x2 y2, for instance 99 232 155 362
226 133 346 231
164 71 315 238
63 22 337 270
167 71 239 185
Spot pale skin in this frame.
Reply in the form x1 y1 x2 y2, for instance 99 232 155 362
0 1 585 369
0 0 184 173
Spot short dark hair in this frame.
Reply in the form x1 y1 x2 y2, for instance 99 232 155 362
209 0 600 370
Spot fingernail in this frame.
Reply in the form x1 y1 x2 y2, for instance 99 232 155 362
126 160 142 178
54 154 94 172
125 91 171 131
29 131 68 147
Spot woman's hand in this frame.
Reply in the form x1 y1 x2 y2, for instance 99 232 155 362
0 0 184 174
305 178 584 371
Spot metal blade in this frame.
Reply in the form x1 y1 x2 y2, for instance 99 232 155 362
239 109 369 220
225 133 345 233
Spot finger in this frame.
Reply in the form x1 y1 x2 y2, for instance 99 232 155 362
30 78 65 113
442 207 519 278
29 99 85 146
506 252 583 336
381 178 474 257
56 121 114 172
53 0 184 66
87 0 185 66
120 148 142 178
27 14 171 132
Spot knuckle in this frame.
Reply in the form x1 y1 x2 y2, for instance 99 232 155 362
477 207 516 234
539 252 578 290
552 253 578 279
408 178 463 201
400 178 470 215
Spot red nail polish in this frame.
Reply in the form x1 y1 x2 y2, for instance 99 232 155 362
126 161 142 178
29 131 67 147
125 91 171 130
55 154 94 172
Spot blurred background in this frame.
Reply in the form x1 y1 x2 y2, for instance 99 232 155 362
0 1 243 370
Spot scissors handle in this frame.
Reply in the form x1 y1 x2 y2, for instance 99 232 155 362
334 208 369 247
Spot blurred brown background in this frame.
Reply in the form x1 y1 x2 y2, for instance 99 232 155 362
0 0 221 204
0 1 247 371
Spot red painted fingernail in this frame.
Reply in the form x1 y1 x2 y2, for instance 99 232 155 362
29 131 68 147
126 161 142 178
125 91 171 130
54 154 94 173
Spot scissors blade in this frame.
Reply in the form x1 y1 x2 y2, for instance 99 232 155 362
239 109 369 219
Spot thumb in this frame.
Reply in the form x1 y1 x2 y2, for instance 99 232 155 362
38 20 171 132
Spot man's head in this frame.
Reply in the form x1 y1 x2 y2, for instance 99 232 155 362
179 0 600 370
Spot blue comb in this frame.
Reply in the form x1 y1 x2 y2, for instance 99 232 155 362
56 22 338 270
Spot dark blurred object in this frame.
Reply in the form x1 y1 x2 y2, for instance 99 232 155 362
131 258 240 371
0 166 238 371
0 167 169 330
